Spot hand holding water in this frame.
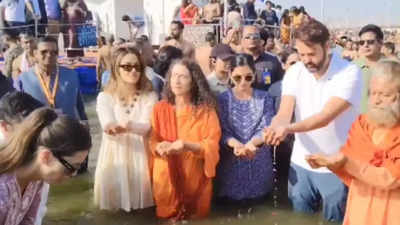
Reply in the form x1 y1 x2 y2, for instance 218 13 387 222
104 123 128 136
263 125 289 146
243 141 257 159
156 141 172 157
305 153 347 170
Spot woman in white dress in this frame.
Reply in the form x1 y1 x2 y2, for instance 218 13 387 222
94 46 158 211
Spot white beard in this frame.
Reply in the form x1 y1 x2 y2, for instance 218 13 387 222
367 101 400 128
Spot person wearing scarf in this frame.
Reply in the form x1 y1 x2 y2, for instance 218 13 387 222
149 59 221 221
306 60 400 225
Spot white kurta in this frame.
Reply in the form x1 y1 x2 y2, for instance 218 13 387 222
94 91 158 211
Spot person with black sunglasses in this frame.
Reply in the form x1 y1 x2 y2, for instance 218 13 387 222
354 24 384 113
241 25 284 91
216 53 276 205
0 107 91 225
94 46 158 212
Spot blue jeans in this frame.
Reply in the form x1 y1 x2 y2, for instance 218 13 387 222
288 163 347 223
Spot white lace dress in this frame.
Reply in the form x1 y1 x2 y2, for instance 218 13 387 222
94 91 158 211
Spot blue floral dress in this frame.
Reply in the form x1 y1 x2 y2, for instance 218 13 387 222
216 89 275 201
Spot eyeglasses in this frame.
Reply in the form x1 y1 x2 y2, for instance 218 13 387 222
119 64 141 72
243 34 261 40
52 152 80 175
232 75 254 83
40 50 58 56
359 39 377 46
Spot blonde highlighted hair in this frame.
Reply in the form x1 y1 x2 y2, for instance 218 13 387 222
104 46 153 97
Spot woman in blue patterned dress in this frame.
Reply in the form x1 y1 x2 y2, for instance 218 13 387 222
216 53 275 203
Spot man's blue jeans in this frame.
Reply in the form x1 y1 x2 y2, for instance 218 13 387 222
288 163 347 223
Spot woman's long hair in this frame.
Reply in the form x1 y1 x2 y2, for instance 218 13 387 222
0 108 92 174
104 46 153 98
163 58 217 109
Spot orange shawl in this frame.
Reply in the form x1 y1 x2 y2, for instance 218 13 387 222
337 115 400 185
152 101 208 220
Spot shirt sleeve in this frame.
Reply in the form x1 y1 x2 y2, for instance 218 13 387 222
331 64 362 108
217 92 236 146
199 109 221 178
96 92 116 129
281 64 300 97
251 92 275 140
342 158 400 190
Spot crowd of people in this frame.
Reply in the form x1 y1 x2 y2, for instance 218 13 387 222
1 0 400 225
0 0 91 49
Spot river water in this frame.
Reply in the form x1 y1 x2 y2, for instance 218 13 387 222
42 96 340 225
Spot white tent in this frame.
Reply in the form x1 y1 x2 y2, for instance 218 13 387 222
86 0 145 41
86 0 214 45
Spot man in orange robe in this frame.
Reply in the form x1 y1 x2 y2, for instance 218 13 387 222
306 60 400 225
149 100 221 220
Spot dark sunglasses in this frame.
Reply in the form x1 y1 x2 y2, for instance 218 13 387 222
52 153 81 175
243 34 261 40
40 50 58 56
232 75 253 83
119 64 141 72
359 39 377 46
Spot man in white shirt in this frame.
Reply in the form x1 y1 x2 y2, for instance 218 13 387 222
264 19 362 222
0 0 27 36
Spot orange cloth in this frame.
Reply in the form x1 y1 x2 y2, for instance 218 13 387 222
150 101 221 219
334 115 400 225
292 14 303 29
280 18 291 45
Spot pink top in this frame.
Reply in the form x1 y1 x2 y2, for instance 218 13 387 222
0 173 43 225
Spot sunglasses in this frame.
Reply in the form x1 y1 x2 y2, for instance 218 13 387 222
232 75 254 83
40 50 58 56
359 39 377 46
119 64 141 72
52 152 81 175
243 34 261 40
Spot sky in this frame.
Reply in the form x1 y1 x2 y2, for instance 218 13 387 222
239 0 400 28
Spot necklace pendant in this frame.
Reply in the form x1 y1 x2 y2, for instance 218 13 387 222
130 104 134 108
126 109 130 114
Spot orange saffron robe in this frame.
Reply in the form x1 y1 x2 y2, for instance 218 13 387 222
333 115 400 225
150 101 221 219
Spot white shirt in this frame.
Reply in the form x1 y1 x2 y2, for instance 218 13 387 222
282 53 362 173
1 0 26 22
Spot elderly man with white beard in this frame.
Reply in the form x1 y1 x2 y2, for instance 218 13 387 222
306 59 400 225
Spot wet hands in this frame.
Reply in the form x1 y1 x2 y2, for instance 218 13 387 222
263 124 290 146
305 153 347 170
104 122 135 135
156 140 186 157
104 123 128 135
233 142 257 160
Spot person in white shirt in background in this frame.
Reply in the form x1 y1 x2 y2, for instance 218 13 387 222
207 44 235 95
264 19 362 223
0 91 48 225
0 0 28 36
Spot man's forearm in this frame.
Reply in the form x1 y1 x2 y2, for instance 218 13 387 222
287 112 329 134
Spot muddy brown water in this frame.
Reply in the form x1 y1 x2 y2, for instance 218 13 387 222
42 95 340 225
